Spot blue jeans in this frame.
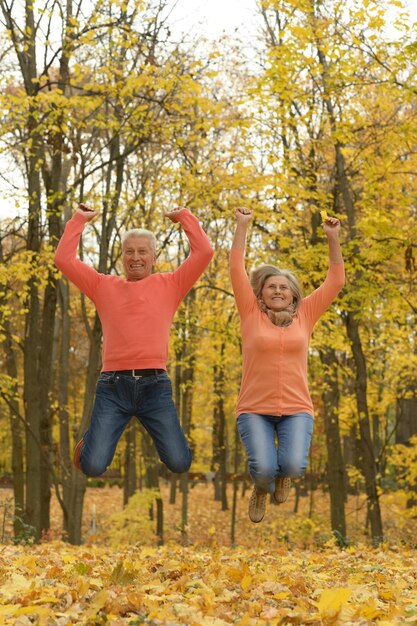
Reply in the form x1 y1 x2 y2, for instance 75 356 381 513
237 412 314 494
79 371 192 477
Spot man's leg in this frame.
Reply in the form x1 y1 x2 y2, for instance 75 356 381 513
79 373 133 476
137 372 192 474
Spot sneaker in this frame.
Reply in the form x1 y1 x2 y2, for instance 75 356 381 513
248 487 268 523
274 477 291 503
73 438 84 470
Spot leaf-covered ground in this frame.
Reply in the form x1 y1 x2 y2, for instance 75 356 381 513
0 484 416 625
0 541 416 625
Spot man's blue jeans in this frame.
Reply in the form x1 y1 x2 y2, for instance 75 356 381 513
79 371 192 477
237 412 314 494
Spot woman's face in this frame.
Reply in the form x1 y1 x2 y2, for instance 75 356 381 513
261 275 294 311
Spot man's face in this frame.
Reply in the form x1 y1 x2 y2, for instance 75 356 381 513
122 236 156 281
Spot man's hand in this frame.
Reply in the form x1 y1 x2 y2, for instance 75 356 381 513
76 203 98 221
235 207 253 224
165 208 186 223
323 216 341 238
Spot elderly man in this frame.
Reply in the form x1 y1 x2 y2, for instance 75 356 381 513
54 203 213 477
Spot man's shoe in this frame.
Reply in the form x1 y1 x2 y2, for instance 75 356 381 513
274 477 291 503
73 438 84 470
249 487 268 523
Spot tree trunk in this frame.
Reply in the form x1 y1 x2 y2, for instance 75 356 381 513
57 279 71 534
345 312 383 544
66 314 102 544
124 420 137 505
396 396 417 509
177 291 197 543
142 431 160 489
396 398 417 444
293 481 301 514
23 119 43 540
156 497 164 546
180 472 189 546
313 18 383 545
169 475 177 505
212 341 228 511
2 319 25 538
230 424 241 546
169 359 182 505
320 346 347 541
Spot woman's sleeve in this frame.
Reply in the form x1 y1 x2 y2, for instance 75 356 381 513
301 262 345 327
229 247 257 319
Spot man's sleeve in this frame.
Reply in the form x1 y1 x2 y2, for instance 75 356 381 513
171 209 214 299
54 213 100 301
229 247 257 319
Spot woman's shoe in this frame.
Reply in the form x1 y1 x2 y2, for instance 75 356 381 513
249 487 268 523
274 477 291 503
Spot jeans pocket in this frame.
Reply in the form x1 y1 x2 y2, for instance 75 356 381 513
156 373 171 385
97 372 117 386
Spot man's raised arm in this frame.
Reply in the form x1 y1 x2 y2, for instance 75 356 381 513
54 204 101 301
165 208 214 298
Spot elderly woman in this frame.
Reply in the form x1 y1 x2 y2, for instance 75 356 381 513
230 207 344 523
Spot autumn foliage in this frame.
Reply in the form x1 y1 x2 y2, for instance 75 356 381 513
0 1 416 622
1 483 417 624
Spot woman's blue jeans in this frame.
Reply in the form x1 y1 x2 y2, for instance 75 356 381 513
237 412 314 494
79 371 192 477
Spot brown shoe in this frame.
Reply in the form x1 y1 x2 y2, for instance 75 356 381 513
274 477 291 503
249 487 268 523
73 438 84 470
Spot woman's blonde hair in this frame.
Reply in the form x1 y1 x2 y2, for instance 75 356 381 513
250 265 303 312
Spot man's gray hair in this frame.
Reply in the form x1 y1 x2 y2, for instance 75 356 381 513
121 228 157 254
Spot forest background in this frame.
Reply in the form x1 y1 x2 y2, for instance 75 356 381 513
0 0 416 623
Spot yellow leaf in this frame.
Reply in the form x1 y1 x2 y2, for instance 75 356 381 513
317 587 352 618
0 606 17 617
85 589 108 617
14 555 38 571
14 606 52 626
76 577 90 597
241 574 252 591
1 573 32 595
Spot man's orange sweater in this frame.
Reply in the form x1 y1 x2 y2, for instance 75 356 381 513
54 210 213 372
230 248 345 417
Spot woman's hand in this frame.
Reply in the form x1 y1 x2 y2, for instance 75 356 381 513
323 216 343 263
323 216 341 238
232 207 252 250
235 207 253 224
76 203 98 221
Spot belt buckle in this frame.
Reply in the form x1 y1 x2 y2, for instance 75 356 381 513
132 369 143 379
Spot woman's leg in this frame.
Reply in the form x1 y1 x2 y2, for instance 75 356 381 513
237 413 278 494
276 412 314 477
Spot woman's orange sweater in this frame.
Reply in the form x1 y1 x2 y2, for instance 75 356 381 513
230 248 345 418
